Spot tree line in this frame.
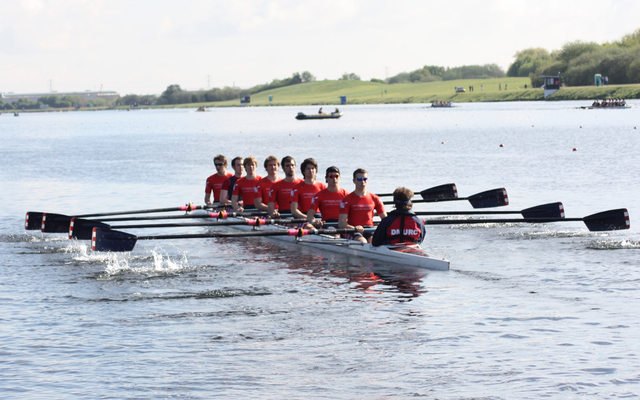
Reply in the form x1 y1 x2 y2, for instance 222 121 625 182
117 71 317 106
508 28 640 87
1 95 110 110
385 64 505 84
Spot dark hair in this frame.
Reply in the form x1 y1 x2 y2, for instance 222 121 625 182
393 187 414 210
325 166 340 176
264 155 280 169
281 156 295 166
301 158 318 175
213 155 227 166
352 168 367 179
231 157 243 168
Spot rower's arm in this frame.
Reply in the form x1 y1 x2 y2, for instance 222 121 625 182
306 208 317 223
204 192 212 205
378 211 388 219
254 197 268 211
231 194 242 211
267 201 279 218
290 202 305 219
218 190 230 205
338 214 351 229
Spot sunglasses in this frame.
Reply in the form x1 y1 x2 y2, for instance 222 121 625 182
214 163 224 167
327 174 340 178
356 177 368 182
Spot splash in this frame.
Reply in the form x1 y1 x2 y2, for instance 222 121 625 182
587 239 640 250
102 246 191 276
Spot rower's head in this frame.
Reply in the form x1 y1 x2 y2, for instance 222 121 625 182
281 156 296 178
352 168 368 191
231 156 244 176
264 155 280 175
325 166 340 187
392 187 414 210
301 158 318 181
244 156 258 176
213 155 228 172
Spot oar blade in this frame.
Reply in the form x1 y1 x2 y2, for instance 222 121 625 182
92 228 137 252
25 212 44 230
468 188 509 208
521 202 565 219
69 218 111 240
583 209 630 231
41 213 73 233
420 183 458 200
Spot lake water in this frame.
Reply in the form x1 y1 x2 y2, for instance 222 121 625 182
1 101 639 398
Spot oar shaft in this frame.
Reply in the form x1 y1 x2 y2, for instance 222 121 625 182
74 204 208 218
110 218 306 229
423 217 583 225
134 228 358 240
415 210 522 215
93 210 269 222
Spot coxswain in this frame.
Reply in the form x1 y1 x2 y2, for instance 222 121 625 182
306 166 348 229
334 108 340 113
318 107 323 114
338 168 387 243
290 158 326 219
254 156 281 211
204 155 233 204
231 156 262 211
371 187 426 246
219 157 244 206
268 156 303 218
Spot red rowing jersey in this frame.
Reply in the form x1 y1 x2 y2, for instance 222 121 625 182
339 192 385 227
309 188 348 220
232 175 262 206
268 179 302 211
205 173 233 202
254 176 280 206
292 181 327 214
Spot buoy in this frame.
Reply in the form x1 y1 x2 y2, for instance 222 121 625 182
532 125 534 127
352 136 356 139
573 148 577 151
203 129 205 131
441 141 445 144
289 133 292 136
580 126 583 128
499 144 504 147
318 135 322 137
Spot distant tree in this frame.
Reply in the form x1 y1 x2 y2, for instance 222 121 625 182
301 71 316 82
388 72 410 84
290 72 303 85
557 41 600 65
370 78 386 84
507 48 553 77
162 84 183 98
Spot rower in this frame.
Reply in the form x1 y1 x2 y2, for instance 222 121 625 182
268 156 303 218
231 156 262 212
290 158 327 219
306 166 348 229
219 157 244 206
371 187 426 247
254 156 281 211
338 168 387 243
204 154 233 204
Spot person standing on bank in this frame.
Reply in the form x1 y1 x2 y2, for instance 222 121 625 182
372 187 425 246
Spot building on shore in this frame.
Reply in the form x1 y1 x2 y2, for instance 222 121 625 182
1 90 120 104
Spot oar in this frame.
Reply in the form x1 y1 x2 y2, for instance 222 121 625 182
69 217 305 240
384 188 508 208
25 203 226 231
414 202 564 218
68 210 275 239
92 227 361 252
421 209 629 232
377 183 457 199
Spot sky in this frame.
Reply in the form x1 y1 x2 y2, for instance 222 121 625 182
1 0 639 95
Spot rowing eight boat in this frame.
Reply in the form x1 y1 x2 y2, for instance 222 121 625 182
195 212 450 271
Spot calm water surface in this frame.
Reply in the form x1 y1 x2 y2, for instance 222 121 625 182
1 102 640 398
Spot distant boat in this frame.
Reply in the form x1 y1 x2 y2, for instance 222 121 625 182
196 106 206 112
577 106 631 110
14 112 19 117
431 102 453 108
295 111 342 120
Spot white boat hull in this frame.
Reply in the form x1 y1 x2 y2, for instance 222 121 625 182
214 216 450 271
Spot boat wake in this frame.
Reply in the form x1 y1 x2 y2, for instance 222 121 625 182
102 247 191 276
586 239 640 250
499 229 608 240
